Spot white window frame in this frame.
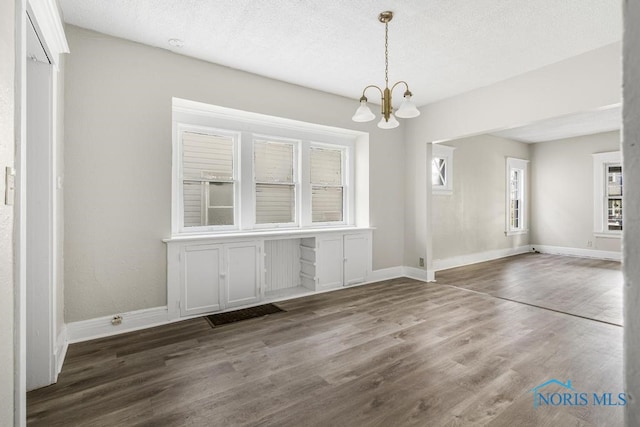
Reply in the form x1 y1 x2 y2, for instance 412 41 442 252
593 151 622 238
171 98 362 236
252 135 301 229
309 142 348 226
505 157 529 236
174 124 241 234
432 144 455 195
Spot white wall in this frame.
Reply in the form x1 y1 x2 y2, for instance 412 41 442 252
0 0 15 423
405 42 621 268
63 25 405 322
432 135 530 262
530 131 621 253
624 0 640 423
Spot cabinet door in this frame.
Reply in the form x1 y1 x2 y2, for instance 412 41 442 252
316 235 344 290
344 233 369 286
225 242 261 308
181 244 223 316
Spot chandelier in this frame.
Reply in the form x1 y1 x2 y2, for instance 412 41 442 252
351 11 420 129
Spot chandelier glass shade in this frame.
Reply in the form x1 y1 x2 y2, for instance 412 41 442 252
352 11 420 129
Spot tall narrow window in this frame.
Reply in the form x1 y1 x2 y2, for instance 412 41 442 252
254 139 297 225
182 131 236 228
606 164 623 231
505 157 528 235
509 169 522 229
310 146 345 223
593 151 622 236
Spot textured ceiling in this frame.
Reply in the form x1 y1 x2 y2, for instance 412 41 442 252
58 0 621 107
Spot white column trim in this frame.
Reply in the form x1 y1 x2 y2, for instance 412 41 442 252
26 0 69 68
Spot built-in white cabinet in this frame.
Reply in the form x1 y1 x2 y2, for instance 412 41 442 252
178 240 260 317
344 233 370 285
315 233 371 290
225 242 261 308
316 235 344 290
165 229 372 320
181 244 223 316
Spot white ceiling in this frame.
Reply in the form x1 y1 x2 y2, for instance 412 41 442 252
491 105 622 143
58 0 622 107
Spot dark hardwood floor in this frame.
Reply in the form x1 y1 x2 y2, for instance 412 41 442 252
28 256 624 426
435 253 623 326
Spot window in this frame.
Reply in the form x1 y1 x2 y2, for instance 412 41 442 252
172 99 362 235
180 129 238 230
310 146 345 223
593 151 622 236
505 157 528 235
606 165 623 231
431 144 455 195
254 139 297 225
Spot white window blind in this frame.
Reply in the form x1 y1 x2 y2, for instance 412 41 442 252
182 131 235 227
254 140 296 224
310 147 344 222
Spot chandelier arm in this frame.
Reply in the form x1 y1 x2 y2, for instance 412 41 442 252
361 84 384 99
390 80 411 94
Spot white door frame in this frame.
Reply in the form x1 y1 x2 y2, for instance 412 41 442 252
15 0 68 422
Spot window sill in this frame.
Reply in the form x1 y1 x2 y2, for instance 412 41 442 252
593 232 622 239
505 229 529 236
433 188 453 196
163 226 374 243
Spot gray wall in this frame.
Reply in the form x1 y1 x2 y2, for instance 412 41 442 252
432 135 531 261
624 0 640 423
530 131 621 252
0 0 15 423
63 25 405 322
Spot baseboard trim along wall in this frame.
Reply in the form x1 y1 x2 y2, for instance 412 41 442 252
432 245 532 272
532 244 622 261
66 306 170 344
403 266 436 282
366 266 404 283
55 326 68 378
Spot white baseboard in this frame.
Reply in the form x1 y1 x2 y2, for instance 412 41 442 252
432 245 532 272
67 306 170 343
402 266 435 282
532 244 622 261
55 326 68 378
367 266 404 282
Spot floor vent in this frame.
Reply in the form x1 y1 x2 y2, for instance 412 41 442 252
205 303 285 327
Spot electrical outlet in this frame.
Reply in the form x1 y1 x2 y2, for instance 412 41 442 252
111 315 123 326
587 241 593 248
419 257 424 267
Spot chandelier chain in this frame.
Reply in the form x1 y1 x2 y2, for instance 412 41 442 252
384 20 389 89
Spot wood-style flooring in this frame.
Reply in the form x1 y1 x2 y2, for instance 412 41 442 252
435 253 623 326
28 256 624 426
